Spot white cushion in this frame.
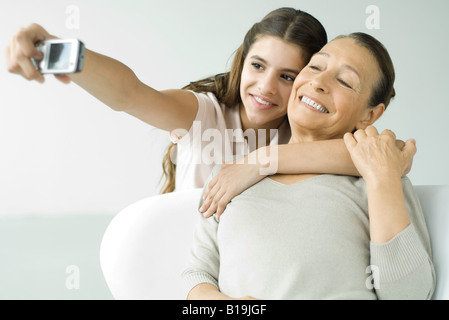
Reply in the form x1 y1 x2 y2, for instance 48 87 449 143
100 188 202 299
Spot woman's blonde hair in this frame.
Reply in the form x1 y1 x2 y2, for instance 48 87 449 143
160 7 327 193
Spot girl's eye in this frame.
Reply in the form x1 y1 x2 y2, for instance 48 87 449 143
251 62 264 70
281 74 295 82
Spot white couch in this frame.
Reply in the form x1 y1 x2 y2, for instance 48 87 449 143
414 185 449 300
100 185 448 300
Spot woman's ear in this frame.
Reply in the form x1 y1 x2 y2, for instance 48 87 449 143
356 103 385 130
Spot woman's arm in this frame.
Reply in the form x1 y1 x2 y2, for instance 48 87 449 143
183 166 259 300
343 127 414 242
188 283 257 300
187 283 232 300
344 126 435 299
6 23 198 132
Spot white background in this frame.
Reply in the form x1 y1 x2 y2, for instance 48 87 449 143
1 0 448 216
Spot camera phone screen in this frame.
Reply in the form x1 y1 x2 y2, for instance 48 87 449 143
48 43 72 70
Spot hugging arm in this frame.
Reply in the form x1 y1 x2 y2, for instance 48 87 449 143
200 131 409 218
200 139 356 218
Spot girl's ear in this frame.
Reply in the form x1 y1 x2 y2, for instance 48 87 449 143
355 103 385 130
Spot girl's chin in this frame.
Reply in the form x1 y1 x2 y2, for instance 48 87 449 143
246 114 285 129
241 101 286 128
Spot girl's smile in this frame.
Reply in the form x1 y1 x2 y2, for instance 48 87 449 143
239 35 307 131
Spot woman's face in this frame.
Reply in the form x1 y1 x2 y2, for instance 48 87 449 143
239 35 307 131
287 37 384 142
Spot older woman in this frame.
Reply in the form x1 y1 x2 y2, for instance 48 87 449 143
182 33 435 300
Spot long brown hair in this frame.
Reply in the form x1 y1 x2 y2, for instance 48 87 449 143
160 7 327 193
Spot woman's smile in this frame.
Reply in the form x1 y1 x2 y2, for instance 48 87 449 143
299 95 329 114
287 37 385 142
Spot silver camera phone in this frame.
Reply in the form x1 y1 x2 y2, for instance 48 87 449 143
32 38 85 74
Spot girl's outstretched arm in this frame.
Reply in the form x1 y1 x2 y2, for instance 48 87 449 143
6 23 198 133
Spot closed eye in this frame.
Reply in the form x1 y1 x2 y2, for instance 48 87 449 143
338 78 353 89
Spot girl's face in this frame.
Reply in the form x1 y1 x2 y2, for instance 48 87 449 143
239 35 307 131
287 37 384 142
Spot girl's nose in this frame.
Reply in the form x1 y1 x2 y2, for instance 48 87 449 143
258 73 278 95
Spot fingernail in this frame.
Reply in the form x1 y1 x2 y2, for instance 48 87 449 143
33 52 42 61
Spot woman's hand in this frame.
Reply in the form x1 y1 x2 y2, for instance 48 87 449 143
6 24 69 83
200 158 268 220
343 126 416 183
344 126 416 243
187 283 259 300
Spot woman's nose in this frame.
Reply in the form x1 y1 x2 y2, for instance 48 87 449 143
310 73 329 94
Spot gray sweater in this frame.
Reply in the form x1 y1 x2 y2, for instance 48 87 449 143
182 171 436 299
